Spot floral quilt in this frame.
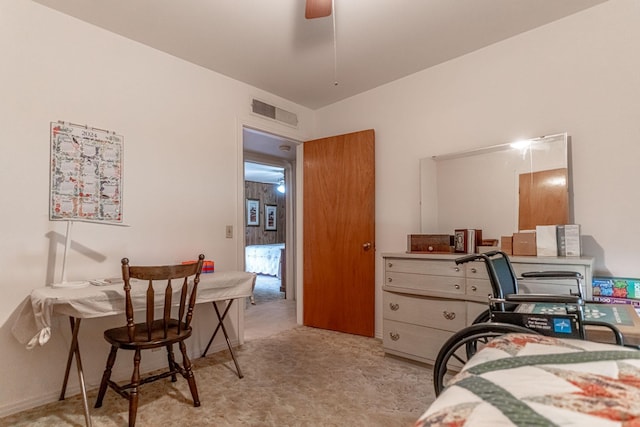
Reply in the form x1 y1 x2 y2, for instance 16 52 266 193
416 333 640 426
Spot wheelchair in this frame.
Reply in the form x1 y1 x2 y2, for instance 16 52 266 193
433 250 626 395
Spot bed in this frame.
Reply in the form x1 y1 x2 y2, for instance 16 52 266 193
416 333 640 426
245 243 284 277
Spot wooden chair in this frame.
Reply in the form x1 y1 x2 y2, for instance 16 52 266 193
94 254 205 426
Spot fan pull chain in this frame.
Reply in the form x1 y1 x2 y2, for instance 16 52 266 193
332 0 338 86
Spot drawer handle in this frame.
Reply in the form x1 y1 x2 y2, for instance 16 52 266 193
389 302 399 311
454 267 460 272
388 262 393 268
389 332 400 341
471 267 477 273
454 284 460 290
387 277 393 283
442 311 456 320
471 285 477 291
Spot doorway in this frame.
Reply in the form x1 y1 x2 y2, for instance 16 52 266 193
242 127 298 339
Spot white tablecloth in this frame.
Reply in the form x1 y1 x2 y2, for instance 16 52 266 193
11 271 255 349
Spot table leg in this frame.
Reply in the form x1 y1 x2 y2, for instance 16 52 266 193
59 317 92 427
201 300 243 378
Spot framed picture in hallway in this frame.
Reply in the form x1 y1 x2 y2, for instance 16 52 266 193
247 199 260 226
265 205 277 231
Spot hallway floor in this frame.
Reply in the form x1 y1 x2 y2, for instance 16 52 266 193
244 274 297 341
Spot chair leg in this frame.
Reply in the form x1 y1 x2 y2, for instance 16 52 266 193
95 345 118 408
166 344 177 382
178 341 200 407
128 349 141 427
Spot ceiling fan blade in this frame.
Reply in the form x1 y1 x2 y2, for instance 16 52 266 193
305 0 332 19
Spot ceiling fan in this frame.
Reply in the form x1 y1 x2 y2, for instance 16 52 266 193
305 0 332 19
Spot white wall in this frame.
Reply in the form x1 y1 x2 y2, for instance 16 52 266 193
0 0 313 415
314 0 640 337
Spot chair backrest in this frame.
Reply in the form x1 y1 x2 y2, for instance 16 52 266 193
483 251 519 311
121 254 205 342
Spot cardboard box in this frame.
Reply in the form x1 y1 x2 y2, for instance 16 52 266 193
500 236 513 255
407 234 452 253
536 225 558 256
512 232 537 256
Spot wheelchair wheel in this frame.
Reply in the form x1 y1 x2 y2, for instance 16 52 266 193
464 309 493 358
470 309 491 325
433 323 536 396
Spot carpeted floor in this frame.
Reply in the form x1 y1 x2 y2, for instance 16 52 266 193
251 274 284 304
0 326 435 426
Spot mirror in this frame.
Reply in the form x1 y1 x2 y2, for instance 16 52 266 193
420 133 569 242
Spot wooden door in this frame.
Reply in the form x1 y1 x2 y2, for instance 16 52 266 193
303 129 375 337
518 168 569 230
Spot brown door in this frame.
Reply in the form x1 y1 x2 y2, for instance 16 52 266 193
518 168 569 230
303 129 375 337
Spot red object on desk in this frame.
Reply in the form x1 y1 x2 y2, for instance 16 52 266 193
183 259 214 273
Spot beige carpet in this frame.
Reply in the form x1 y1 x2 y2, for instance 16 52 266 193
1 326 435 426
251 274 284 304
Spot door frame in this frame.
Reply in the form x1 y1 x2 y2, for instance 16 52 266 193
236 119 304 325
243 151 295 298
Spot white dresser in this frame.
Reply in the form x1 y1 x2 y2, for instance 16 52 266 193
381 252 594 364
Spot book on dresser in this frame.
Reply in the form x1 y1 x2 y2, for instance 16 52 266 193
454 229 483 253
557 224 581 256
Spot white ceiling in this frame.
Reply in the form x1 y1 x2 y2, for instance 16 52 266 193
243 128 297 161
32 0 607 110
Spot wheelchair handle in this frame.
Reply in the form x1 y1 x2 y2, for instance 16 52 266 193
454 254 484 265
482 250 501 257
455 250 506 265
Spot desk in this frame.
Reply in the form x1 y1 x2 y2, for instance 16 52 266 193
11 271 256 427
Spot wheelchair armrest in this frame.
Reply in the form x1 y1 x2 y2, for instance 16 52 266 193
504 293 582 305
520 271 583 280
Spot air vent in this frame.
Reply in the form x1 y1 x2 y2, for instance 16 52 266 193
251 99 298 127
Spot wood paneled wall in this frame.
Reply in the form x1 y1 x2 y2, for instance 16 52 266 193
245 181 286 245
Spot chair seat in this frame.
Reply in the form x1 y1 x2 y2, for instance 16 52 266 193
104 319 192 350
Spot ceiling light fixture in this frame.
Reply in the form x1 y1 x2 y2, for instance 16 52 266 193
279 144 291 152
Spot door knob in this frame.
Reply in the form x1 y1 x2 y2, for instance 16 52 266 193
363 242 372 250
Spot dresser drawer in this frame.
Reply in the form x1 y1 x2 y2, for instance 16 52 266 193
383 292 466 331
385 272 465 295
466 301 490 325
383 319 459 365
385 258 463 277
466 278 493 301
465 262 489 280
